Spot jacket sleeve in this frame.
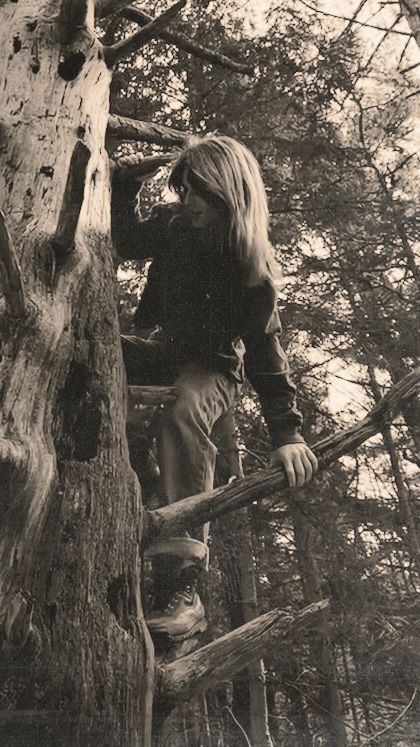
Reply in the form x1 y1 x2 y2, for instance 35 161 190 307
111 171 170 261
241 281 305 449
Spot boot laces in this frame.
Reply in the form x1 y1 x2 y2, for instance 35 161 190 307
164 587 194 614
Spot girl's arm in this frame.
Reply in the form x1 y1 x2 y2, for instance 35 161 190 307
242 282 318 486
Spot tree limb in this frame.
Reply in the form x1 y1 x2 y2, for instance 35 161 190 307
128 385 177 406
0 211 26 319
158 600 329 703
108 114 187 146
144 367 420 542
119 7 254 75
52 141 91 258
103 0 186 68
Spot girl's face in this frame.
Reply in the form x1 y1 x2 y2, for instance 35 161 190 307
180 171 219 229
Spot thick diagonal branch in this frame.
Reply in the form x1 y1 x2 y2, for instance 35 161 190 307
108 114 187 146
120 7 254 74
145 367 420 542
53 141 91 258
0 211 26 318
103 0 186 67
158 599 329 703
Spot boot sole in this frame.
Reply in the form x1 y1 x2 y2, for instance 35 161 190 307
144 538 209 568
167 617 208 643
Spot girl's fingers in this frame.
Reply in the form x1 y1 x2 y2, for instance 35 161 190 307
305 446 319 473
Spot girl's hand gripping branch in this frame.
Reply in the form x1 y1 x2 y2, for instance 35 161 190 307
269 442 318 488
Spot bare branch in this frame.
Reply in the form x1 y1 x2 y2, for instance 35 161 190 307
112 152 178 180
297 0 411 35
400 58 420 73
158 600 329 703
364 15 403 69
359 689 417 746
120 7 254 74
103 0 186 67
95 0 133 19
52 141 91 257
0 211 26 318
108 114 187 146
341 0 370 34
59 0 93 44
144 367 420 542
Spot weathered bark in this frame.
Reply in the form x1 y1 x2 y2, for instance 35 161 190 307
145 367 420 540
0 3 153 743
0 211 26 320
158 600 329 704
108 113 187 146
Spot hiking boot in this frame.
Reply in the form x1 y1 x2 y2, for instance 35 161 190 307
144 537 209 570
146 587 207 641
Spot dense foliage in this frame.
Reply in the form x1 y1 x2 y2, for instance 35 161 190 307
107 2 420 743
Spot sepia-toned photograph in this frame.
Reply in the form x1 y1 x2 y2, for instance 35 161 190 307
0 1 419 744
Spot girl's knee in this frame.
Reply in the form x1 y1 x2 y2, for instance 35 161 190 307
160 388 210 435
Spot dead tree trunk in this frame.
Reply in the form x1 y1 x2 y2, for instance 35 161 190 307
1 3 420 745
0 3 154 744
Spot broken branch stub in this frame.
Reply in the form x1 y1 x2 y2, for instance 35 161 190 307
158 599 329 703
52 141 91 260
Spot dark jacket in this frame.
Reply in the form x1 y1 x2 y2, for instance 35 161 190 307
112 175 304 449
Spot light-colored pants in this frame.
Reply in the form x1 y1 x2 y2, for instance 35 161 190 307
121 335 239 542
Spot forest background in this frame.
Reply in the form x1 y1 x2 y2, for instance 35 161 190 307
110 0 420 743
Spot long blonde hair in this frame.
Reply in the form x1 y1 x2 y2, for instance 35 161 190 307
169 134 280 286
